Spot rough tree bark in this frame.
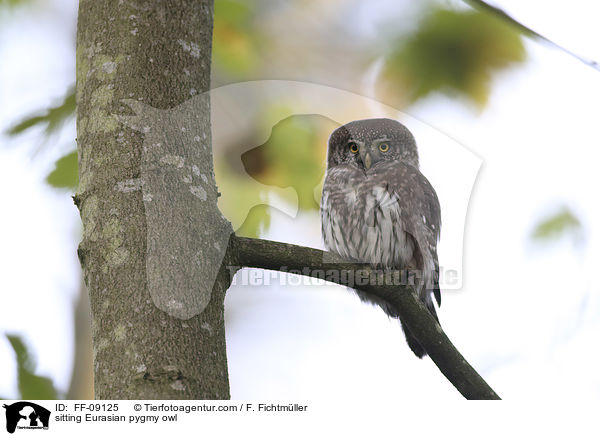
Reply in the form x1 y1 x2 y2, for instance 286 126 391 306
75 0 232 399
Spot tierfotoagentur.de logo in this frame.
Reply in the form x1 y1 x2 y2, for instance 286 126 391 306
2 402 50 434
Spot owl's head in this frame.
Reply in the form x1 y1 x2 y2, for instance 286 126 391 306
327 118 419 171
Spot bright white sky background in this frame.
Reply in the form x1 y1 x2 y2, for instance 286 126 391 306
1 0 600 411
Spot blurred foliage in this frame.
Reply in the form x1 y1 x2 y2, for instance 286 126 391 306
5 335 58 400
46 150 78 189
236 204 272 238
4 1 532 234
531 207 582 243
379 7 526 107
241 114 332 210
0 0 31 8
213 0 263 78
216 161 272 238
5 88 77 191
216 113 334 236
6 89 75 137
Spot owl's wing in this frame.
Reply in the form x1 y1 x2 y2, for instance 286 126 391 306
377 161 442 306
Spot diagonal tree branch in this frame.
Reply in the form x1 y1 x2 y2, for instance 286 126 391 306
464 0 600 71
229 236 501 400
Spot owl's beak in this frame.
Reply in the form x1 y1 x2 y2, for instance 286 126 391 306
360 150 373 170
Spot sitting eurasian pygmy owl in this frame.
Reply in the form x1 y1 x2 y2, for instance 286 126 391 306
320 118 441 358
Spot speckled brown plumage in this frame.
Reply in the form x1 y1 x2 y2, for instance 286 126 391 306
320 118 441 358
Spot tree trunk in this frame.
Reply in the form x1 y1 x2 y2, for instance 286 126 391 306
75 0 233 399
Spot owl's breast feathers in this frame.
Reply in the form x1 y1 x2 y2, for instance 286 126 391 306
321 160 441 304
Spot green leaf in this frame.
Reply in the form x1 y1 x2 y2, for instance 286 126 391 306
213 0 262 76
215 0 252 28
6 334 58 400
215 161 271 237
216 112 336 237
236 205 271 238
46 150 78 189
241 114 335 210
379 7 526 107
0 0 31 7
531 207 582 242
6 89 75 137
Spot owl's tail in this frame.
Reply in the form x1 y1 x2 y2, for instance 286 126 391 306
400 298 439 359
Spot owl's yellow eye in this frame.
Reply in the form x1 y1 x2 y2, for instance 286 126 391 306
379 143 389 152
349 142 359 153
